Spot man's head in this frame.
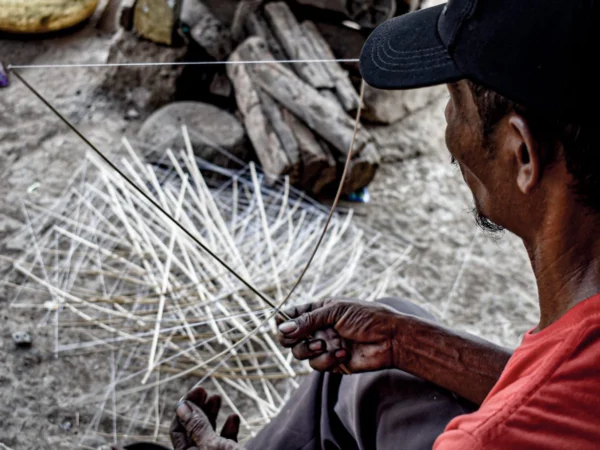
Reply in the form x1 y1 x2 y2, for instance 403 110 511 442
443 79 600 237
360 0 600 239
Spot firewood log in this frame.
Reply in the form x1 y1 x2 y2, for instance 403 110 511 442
300 20 359 112
227 50 294 182
263 2 332 89
281 109 337 194
234 37 373 157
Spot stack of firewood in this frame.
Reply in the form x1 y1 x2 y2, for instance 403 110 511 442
229 2 379 195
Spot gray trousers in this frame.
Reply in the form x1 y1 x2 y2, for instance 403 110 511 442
246 298 477 450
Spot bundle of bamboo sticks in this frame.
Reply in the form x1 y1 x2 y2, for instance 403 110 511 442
3 128 411 446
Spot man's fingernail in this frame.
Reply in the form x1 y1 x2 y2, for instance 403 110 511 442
309 340 323 351
278 321 298 334
335 349 347 359
176 401 192 420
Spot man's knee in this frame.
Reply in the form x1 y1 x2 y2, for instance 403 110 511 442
375 297 437 322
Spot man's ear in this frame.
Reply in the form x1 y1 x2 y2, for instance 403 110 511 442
508 115 541 195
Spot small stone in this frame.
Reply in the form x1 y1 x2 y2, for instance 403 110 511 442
0 62 9 88
12 330 32 348
125 108 140 120
181 0 207 26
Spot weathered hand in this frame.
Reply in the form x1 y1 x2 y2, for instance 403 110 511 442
171 387 243 450
277 298 401 373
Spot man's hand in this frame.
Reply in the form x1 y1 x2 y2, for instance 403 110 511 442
277 298 402 373
277 298 513 404
171 387 244 450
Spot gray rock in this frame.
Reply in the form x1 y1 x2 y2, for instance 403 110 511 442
12 331 32 348
137 101 248 168
362 84 446 124
366 95 448 162
181 0 208 26
102 29 188 110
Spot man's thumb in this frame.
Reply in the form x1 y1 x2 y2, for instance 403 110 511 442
279 304 342 339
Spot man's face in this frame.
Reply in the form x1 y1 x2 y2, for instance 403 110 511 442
444 81 505 233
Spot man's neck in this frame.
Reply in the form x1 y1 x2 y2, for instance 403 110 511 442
524 202 600 331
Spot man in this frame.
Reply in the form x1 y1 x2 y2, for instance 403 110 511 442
170 0 600 448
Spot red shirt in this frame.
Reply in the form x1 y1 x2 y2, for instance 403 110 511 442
434 294 600 449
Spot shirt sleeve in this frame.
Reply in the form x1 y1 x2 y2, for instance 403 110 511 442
433 429 481 449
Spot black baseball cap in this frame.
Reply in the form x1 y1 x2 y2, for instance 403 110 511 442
360 0 599 122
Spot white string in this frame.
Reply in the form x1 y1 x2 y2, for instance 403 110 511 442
7 58 359 70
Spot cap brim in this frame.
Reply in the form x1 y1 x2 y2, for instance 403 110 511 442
360 4 463 90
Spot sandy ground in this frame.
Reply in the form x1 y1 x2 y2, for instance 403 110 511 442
0 17 537 450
